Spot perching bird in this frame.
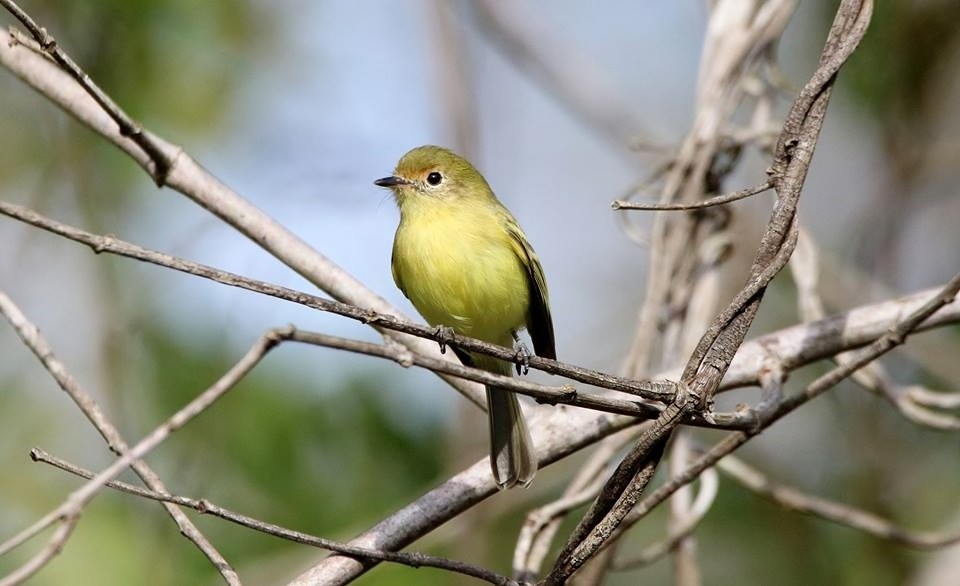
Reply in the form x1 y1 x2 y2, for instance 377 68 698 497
375 145 556 489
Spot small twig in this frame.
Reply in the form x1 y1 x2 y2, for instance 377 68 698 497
611 468 718 571
906 387 960 410
0 0 172 182
0 291 241 585
665 431 701 586
0 199 678 405
546 388 691 585
513 429 636 582
717 455 960 549
789 228 960 431
287 329 663 420
611 180 773 211
29 449 518 586
0 327 290 585
614 271 960 540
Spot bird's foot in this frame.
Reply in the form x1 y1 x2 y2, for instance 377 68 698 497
434 325 456 354
513 342 531 376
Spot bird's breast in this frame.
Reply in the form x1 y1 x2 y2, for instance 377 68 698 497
393 203 529 344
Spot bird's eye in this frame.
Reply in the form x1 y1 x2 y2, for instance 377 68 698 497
426 172 443 186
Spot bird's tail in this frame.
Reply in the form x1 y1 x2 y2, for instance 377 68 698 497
486 382 537 489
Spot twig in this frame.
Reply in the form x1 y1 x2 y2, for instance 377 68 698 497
513 429 637 581
665 431 701 586
611 467 718 570
29 449 518 586
907 387 960 410
0 0 172 182
717 456 960 549
286 329 663 420
790 228 960 431
611 180 773 211
290 276 960 585
546 390 690 585
0 199 677 405
0 327 290 585
615 271 960 541
0 22 486 408
0 291 240 585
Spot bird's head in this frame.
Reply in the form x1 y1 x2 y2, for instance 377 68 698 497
374 145 494 206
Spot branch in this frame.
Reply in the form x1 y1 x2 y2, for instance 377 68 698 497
0 291 240 585
287 329 664 420
288 276 960 584
614 271 960 543
545 3 873 580
611 180 773 211
30 450 518 586
0 17 485 407
718 456 960 549
611 467 718 571
0 199 678 406
0 327 289 585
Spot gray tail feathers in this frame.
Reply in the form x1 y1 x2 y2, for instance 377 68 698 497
487 386 537 489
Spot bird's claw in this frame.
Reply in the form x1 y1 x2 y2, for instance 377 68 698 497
435 325 456 354
513 343 531 375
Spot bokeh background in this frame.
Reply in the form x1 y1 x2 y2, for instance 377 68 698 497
2 1 960 584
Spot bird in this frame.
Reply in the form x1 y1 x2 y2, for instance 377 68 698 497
375 145 556 489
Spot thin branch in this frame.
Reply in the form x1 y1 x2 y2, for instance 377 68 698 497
30 449 518 586
611 180 773 211
791 228 960 431
665 431 702 586
0 291 241 585
0 327 289 585
0 0 172 182
0 199 677 405
289 276 960 585
286 329 663 420
0 21 486 407
513 430 635 582
615 271 960 541
907 387 960 410
718 456 960 549
546 392 689 584
611 468 718 571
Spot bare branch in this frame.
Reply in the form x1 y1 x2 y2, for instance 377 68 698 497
30 450 519 586
718 456 960 549
287 329 663 420
612 180 773 211
289 275 960 584
0 291 240 584
0 327 289 585
615 271 960 541
0 198 678 405
513 429 636 581
0 21 485 407
611 468 718 571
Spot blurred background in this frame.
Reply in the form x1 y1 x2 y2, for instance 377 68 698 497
1 1 959 584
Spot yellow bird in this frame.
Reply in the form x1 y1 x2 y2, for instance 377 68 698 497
375 145 556 489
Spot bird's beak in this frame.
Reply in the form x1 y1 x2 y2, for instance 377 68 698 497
374 176 409 188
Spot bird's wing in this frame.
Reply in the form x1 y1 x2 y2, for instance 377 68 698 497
505 221 557 360
390 243 409 300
